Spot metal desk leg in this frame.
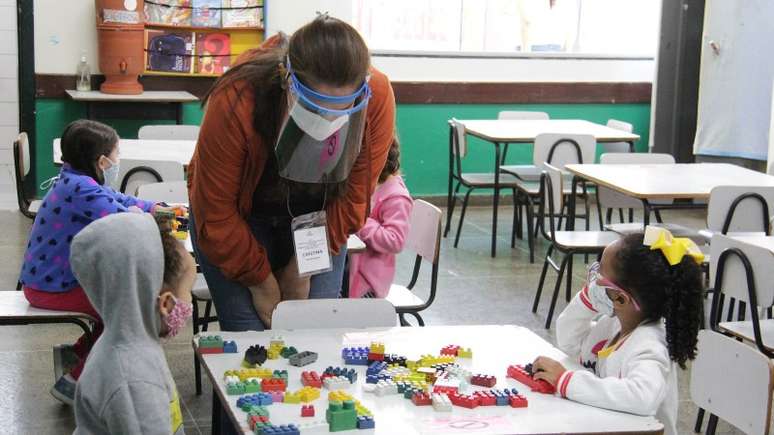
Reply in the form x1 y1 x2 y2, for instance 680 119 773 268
641 199 652 226
491 142 501 257
176 103 184 125
567 176 579 231
211 388 221 435
627 140 635 153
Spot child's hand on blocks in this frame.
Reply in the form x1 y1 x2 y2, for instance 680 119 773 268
531 356 567 387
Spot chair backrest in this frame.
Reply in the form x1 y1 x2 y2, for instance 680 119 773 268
497 111 549 121
707 186 774 234
539 163 565 241
271 299 397 329
138 125 200 141
690 330 774 435
599 120 635 155
449 118 467 158
14 133 30 179
533 133 596 169
116 159 185 195
406 200 442 264
136 181 189 204
710 235 774 308
599 152 675 165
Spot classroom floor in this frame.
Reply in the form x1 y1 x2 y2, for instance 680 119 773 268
0 205 749 435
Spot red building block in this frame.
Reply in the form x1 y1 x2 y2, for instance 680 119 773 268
471 374 497 388
507 365 556 394
432 385 458 395
199 347 224 355
301 405 315 417
473 391 496 406
301 371 322 388
440 345 460 356
411 392 432 406
509 394 528 408
261 378 287 392
248 415 270 430
367 352 384 361
448 393 480 409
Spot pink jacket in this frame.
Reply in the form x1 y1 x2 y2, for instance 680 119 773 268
348 176 413 298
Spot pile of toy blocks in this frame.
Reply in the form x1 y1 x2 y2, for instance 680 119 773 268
198 335 238 354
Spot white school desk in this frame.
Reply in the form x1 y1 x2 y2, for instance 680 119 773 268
65 90 198 125
564 163 774 229
195 325 664 435
452 119 640 257
53 138 196 166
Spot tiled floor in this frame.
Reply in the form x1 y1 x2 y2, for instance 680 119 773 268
0 204 750 434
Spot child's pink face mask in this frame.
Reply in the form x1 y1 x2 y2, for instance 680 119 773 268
161 295 193 339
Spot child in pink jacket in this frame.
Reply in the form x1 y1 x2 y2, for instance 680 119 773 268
349 136 413 298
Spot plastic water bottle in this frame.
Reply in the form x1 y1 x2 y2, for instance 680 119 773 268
76 53 91 92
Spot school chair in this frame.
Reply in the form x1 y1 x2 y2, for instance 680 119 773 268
507 133 597 263
698 186 774 243
532 164 620 329
691 330 774 435
116 159 185 195
13 133 41 219
496 111 550 181
136 180 189 204
137 124 200 141
271 299 397 329
386 200 442 326
599 119 634 154
444 119 522 255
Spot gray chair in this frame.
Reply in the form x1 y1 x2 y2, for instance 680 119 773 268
116 159 185 195
599 119 634 154
13 133 41 219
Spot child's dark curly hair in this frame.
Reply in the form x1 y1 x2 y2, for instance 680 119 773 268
379 134 401 183
613 233 704 369
159 230 185 288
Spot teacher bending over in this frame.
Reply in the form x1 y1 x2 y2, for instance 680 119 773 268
188 15 395 331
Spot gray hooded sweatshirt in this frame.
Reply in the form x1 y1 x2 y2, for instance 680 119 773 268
70 213 185 435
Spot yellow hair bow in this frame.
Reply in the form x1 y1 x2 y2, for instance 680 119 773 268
643 226 705 266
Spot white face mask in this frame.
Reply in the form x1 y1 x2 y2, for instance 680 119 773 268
588 281 615 317
102 157 120 187
289 101 349 141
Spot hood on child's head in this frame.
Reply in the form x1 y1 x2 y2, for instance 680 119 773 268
70 213 164 343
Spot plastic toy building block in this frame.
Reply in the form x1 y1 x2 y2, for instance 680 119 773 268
324 376 351 390
326 400 358 432
471 374 497 388
244 379 262 394
509 394 528 408
301 371 322 388
433 372 461 394
323 367 357 384
369 342 385 354
491 389 510 406
261 378 287 392
342 347 369 365
298 386 321 403
457 347 473 358
223 340 238 353
281 346 298 358
288 351 318 367
357 416 375 430
301 405 315 417
507 365 556 394
374 380 398 397
440 345 460 356
449 393 480 409
272 370 289 383
198 335 225 354
445 366 472 381
226 381 246 395
238 393 273 410
226 368 273 381
328 390 353 402
367 352 384 362
418 354 456 367
283 391 301 404
411 391 432 406
384 354 408 366
366 361 388 376
267 347 281 360
248 415 270 431
269 391 284 403
244 345 268 367
257 424 300 435
473 390 496 406
432 393 452 412
416 367 438 382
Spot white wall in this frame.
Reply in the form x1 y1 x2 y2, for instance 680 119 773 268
34 0 655 82
0 0 18 204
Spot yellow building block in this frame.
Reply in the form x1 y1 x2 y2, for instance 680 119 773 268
298 386 321 403
328 390 353 403
457 348 473 358
267 348 281 360
369 342 385 354
283 391 301 404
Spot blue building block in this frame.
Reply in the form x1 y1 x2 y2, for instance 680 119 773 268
237 393 274 411
324 366 358 384
342 347 370 366
491 389 509 406
257 424 300 435
357 416 375 430
223 340 238 353
366 361 388 376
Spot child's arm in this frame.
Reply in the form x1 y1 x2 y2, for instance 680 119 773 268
357 196 412 254
71 183 149 220
103 383 173 435
556 286 600 357
554 348 670 416
108 187 155 213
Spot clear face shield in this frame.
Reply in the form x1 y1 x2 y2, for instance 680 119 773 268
275 59 372 184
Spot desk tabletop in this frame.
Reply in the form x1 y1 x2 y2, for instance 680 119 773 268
65 90 199 102
53 138 196 166
456 119 640 143
566 163 774 200
196 325 663 434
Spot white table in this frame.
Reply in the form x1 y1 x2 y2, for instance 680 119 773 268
195 325 664 435
452 119 640 257
53 138 196 166
564 163 774 229
66 90 198 124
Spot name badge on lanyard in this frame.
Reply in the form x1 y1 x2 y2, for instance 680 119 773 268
291 210 332 277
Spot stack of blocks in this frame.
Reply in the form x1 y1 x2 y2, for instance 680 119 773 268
507 364 556 394
326 401 357 432
268 337 284 360
198 335 238 354
301 371 322 388
367 342 385 361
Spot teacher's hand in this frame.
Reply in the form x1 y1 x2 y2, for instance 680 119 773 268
278 256 311 300
249 273 282 328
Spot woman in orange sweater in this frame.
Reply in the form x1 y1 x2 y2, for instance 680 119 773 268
188 15 395 331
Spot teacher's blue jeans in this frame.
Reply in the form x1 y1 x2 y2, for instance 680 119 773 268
189 210 346 331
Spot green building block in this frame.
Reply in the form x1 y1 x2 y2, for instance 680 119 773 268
227 382 246 395
272 370 288 383
280 346 298 358
199 335 224 349
244 379 262 394
326 400 357 432
247 406 270 418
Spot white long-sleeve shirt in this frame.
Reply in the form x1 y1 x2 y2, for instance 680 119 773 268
555 287 678 435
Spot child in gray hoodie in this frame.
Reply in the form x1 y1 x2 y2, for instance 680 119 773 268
70 213 196 434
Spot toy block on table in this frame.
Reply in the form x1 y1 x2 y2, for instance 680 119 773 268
323 366 357 384
248 415 270 431
507 364 555 394
473 390 497 406
324 376 351 390
411 391 432 406
280 346 298 358
257 424 300 435
384 354 407 366
301 404 315 417
457 347 473 358
326 400 358 432
269 391 284 403
449 392 480 409
244 378 262 394
198 335 224 354
471 374 497 388
283 391 301 404
328 390 353 403
238 393 273 409
227 381 246 395
366 361 388 376
433 372 461 394
365 373 391 384
418 354 456 367
445 365 472 381
374 379 399 397
272 370 288 383
288 351 318 367
369 342 385 354
222 340 238 353
301 371 322 388
261 378 286 392
342 347 369 365
297 386 321 403
509 394 528 408
440 345 460 356
244 345 268 367
432 393 452 412
357 415 376 430
226 368 273 381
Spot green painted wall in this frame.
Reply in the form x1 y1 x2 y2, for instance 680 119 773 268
34 99 650 196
